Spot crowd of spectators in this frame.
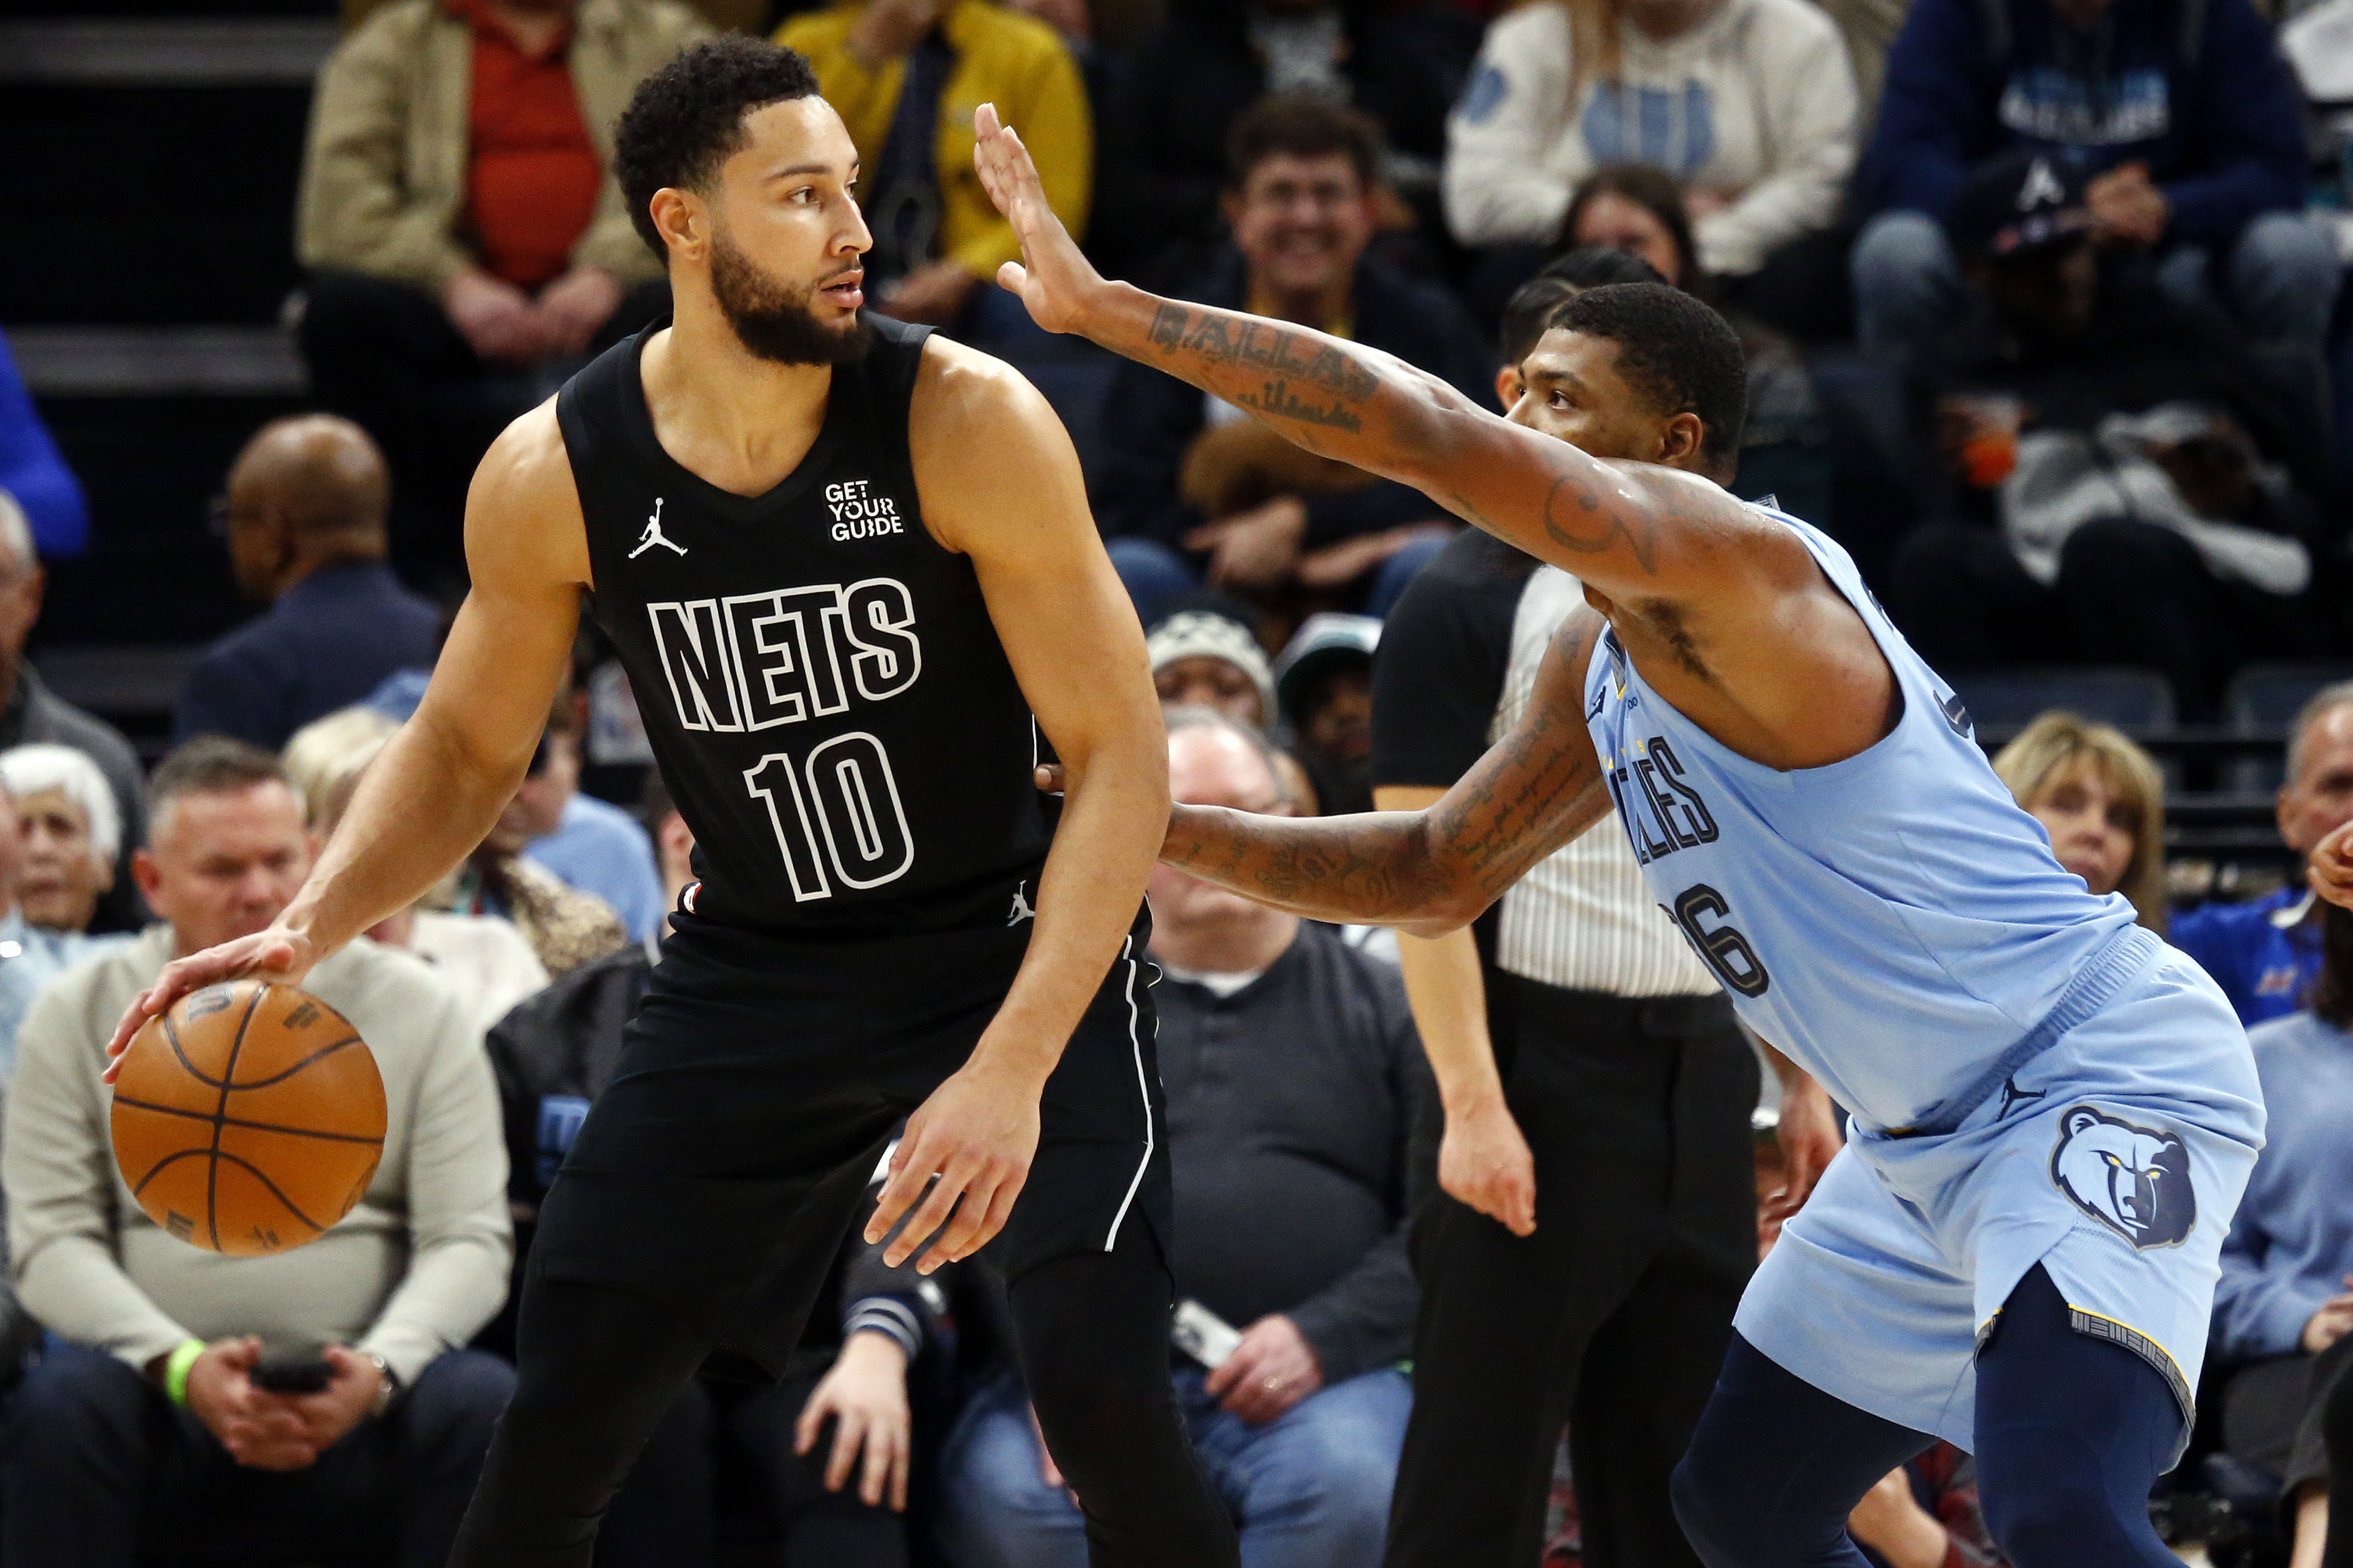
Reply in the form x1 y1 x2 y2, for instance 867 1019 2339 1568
2 0 2353 1556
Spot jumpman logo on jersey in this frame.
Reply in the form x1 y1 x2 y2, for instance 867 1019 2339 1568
1997 1076 2048 1121
1007 880 1036 926
629 498 687 560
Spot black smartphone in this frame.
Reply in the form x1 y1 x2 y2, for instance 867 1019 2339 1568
251 1355 335 1395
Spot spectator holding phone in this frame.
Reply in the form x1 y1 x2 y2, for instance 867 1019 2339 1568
939 707 1434 1567
0 738 514 1567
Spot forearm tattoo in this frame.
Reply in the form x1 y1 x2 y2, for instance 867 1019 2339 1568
1145 304 1386 439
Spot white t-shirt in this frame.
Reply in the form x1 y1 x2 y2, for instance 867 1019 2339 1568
1442 0 1858 275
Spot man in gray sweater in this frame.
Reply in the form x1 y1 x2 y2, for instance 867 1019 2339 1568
0 737 516 1567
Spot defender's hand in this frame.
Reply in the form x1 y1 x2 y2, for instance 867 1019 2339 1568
105 927 315 1083
2311 820 2353 911
866 1059 1042 1273
1441 1094 1537 1236
971 102 1106 336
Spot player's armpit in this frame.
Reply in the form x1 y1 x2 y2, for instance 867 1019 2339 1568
1162 612 1611 935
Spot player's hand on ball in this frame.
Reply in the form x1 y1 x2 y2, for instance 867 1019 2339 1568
797 1331 915 1510
971 102 1104 336
182 1338 319 1471
1204 1315 1322 1425
104 925 316 1084
867 1060 1041 1273
2310 820 2353 911
1439 1094 1537 1237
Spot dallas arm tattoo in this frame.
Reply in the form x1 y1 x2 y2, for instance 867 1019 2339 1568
1140 302 1439 460
1162 622 1610 929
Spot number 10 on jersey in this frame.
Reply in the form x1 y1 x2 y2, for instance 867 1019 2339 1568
744 732 916 901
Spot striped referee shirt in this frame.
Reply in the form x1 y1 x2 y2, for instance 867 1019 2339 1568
1370 530 1714 998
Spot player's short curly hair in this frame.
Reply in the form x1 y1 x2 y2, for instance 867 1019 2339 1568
1549 282 1748 468
614 36 822 256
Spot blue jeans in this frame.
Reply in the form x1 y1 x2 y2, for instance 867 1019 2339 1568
2 1340 514 1567
939 1364 1412 1568
1852 207 2343 357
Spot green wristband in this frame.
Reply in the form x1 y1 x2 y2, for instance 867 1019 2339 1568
163 1339 205 1407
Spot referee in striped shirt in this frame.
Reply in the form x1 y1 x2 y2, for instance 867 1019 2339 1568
1367 270 1839 1568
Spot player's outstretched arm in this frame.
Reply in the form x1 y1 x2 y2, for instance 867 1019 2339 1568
1165 611 1610 938
864 340 1170 1273
105 405 588 1071
970 105 1762 606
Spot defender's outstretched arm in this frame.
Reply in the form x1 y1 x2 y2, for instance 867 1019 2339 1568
1160 612 1610 938
970 105 1762 606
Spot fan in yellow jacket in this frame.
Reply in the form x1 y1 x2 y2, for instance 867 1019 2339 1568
777 0 1091 325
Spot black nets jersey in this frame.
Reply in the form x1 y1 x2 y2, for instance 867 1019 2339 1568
556 316 1055 935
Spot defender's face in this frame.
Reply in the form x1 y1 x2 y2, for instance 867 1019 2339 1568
1509 329 1677 467
707 98 873 320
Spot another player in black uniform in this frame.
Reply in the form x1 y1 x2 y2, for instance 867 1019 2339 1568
109 39 1239 1568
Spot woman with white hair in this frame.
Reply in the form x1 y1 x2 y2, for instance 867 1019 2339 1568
0 743 118 935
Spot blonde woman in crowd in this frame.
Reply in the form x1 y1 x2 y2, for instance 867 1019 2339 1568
1992 711 2169 932
283 706 551 1034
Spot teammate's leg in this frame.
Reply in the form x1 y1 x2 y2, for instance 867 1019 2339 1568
1008 1223 1241 1568
1971 1265 2189 1568
1669 1336 1935 1567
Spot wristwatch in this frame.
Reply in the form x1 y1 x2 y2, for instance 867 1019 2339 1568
363 1352 401 1417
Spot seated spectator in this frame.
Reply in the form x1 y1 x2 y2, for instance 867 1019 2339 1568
940 708 1431 1566
1851 0 2338 366
0 743 120 938
175 416 443 752
0 787 97 1084
1442 0 1857 279
0 738 515 1567
1991 711 2168 929
297 0 707 588
436 704 631 976
1146 603 1322 810
0 335 88 556
510 696 665 943
1088 0 1477 279
2176 684 2353 1025
1094 97 1490 618
1883 154 2338 719
486 772 931 1564
1275 612 1379 816
2213 905 2353 1550
0 491 143 933
777 0 1091 341
283 706 552 1039
1562 164 1699 293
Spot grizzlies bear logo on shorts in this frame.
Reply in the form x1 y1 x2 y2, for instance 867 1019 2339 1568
2050 1105 2196 1250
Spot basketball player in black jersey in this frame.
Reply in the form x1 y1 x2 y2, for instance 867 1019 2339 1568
107 38 1239 1568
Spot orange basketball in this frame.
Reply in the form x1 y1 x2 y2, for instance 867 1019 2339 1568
110 980 387 1257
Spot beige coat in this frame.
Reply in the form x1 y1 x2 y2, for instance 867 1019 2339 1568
297 0 711 294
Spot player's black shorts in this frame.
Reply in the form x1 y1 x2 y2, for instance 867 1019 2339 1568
529 903 1170 1374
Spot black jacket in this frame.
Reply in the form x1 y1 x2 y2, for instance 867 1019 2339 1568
1091 249 1497 551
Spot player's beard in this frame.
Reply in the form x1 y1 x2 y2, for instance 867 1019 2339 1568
709 226 873 367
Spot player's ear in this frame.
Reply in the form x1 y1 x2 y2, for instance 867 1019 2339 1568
650 188 704 261
1657 412 1707 470
1494 366 1523 411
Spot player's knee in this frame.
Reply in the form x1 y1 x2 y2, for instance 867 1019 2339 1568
1669 1450 1745 1566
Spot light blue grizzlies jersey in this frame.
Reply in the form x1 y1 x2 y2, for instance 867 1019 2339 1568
1582 508 2138 1133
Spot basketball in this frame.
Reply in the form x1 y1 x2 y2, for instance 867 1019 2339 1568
110 980 387 1258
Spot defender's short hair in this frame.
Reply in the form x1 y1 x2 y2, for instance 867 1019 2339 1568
147 736 290 829
614 36 824 254
1550 282 1748 465
1225 94 1384 193
1498 248 1667 367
